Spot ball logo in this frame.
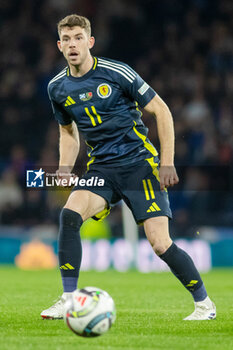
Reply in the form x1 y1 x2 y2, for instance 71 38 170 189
75 295 87 307
97 84 112 98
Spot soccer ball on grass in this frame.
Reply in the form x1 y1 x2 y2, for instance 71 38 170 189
63 287 116 337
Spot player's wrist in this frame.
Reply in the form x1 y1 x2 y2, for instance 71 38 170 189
160 163 175 167
58 165 73 174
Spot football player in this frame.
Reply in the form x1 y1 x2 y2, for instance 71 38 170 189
41 14 216 321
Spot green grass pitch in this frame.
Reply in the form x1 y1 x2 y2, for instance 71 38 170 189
0 267 233 350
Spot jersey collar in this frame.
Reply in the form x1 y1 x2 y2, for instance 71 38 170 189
66 57 97 82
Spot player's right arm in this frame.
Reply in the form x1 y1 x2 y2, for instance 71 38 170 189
47 81 79 179
58 122 80 175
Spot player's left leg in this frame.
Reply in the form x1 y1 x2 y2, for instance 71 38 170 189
41 167 118 319
144 216 216 320
41 190 108 319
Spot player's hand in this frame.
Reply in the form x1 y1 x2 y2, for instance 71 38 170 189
56 168 76 187
159 166 179 191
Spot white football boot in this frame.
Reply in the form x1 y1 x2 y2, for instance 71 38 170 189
184 296 216 320
41 293 72 319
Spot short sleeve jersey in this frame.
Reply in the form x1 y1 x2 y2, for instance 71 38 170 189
48 57 158 167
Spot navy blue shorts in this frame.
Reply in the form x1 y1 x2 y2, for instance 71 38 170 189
73 157 172 224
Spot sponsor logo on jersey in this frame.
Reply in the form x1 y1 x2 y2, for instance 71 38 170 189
97 84 112 98
79 92 93 101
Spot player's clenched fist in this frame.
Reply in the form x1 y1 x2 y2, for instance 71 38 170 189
159 166 179 191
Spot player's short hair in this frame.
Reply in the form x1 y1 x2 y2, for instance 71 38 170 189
57 14 91 37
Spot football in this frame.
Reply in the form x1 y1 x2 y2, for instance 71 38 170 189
63 286 116 337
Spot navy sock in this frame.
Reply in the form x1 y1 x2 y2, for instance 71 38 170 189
159 243 207 302
58 208 83 292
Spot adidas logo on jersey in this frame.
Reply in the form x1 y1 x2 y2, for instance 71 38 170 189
147 202 161 212
64 96 76 106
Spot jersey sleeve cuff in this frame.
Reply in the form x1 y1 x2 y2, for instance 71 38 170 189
138 90 156 108
56 119 73 126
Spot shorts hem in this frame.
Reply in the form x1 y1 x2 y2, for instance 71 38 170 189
136 211 172 225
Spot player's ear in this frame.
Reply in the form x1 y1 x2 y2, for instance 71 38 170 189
57 40 62 52
88 36 95 49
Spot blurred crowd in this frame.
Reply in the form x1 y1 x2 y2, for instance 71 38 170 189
0 0 232 236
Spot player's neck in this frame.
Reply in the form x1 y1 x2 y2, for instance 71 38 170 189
69 55 94 78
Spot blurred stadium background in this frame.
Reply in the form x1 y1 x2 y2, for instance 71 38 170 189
0 0 232 271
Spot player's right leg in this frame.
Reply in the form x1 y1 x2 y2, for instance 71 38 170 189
120 159 216 320
144 216 216 320
41 190 107 319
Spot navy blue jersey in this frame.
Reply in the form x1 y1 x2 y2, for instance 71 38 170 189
48 57 158 167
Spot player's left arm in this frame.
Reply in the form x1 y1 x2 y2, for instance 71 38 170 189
144 94 179 190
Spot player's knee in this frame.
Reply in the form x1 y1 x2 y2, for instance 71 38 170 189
149 236 172 256
64 190 98 221
153 243 170 256
59 208 83 230
64 194 88 219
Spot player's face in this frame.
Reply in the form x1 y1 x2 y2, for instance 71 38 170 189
57 26 94 66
